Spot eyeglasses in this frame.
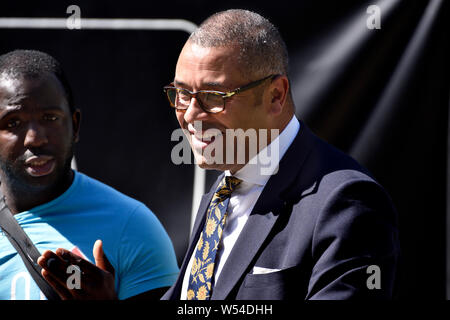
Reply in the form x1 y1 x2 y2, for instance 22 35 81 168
163 74 278 113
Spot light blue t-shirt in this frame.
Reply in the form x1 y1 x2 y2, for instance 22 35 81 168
0 171 179 300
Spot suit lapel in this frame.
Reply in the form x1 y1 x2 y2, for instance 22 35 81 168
211 165 289 300
211 121 317 299
211 201 283 299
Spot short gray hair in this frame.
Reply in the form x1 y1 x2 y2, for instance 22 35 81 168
189 9 289 80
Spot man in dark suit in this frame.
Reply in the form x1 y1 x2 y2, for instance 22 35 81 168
162 9 399 300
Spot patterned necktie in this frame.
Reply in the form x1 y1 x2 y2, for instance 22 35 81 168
187 176 242 300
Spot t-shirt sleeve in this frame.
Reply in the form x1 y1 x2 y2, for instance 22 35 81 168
116 203 179 300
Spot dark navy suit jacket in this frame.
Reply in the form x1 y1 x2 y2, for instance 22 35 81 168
163 121 400 300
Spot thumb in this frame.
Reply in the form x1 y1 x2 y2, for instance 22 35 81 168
93 239 115 275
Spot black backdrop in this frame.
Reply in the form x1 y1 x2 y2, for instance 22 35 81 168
0 0 448 299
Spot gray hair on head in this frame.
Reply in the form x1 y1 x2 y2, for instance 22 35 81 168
189 9 289 80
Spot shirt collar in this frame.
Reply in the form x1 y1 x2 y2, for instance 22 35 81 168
225 115 300 186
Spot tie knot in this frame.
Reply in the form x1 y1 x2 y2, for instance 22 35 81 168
213 176 242 201
225 176 242 191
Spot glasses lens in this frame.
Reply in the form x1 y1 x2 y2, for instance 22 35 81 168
176 90 192 108
199 92 224 113
166 88 177 107
165 88 224 113
166 88 191 109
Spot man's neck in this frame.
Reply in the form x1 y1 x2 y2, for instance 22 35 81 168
229 113 295 176
1 170 74 215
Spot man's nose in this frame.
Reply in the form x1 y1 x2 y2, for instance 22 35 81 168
183 97 208 124
24 123 48 148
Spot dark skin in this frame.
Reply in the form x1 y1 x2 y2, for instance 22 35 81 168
38 240 168 300
0 72 168 300
0 73 80 212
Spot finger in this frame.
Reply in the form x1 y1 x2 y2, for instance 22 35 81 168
55 247 108 288
37 250 52 268
93 240 115 275
41 268 73 300
38 250 66 268
40 248 97 293
55 248 97 271
37 250 71 284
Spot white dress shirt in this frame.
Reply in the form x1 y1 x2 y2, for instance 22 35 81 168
180 116 300 299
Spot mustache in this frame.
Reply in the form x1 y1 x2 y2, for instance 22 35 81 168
16 149 56 162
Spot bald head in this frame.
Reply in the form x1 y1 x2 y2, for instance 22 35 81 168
189 9 289 80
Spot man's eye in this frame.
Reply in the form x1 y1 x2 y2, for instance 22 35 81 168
7 119 20 128
204 93 224 104
177 91 191 103
44 114 58 121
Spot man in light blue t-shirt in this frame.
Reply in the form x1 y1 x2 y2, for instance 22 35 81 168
0 50 179 300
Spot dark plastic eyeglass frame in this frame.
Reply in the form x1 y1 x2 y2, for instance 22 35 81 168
163 74 278 114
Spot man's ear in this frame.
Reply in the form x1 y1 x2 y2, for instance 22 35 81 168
72 109 81 143
269 75 289 116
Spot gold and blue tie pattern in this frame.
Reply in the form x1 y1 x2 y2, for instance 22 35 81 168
187 176 242 300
